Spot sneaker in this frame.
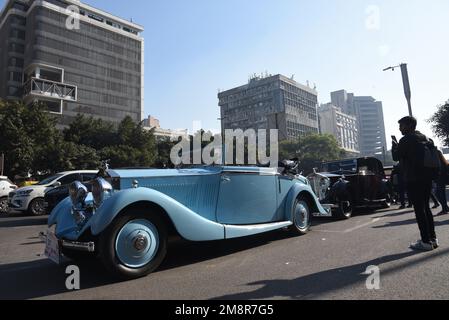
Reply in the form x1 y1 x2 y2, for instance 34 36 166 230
432 204 440 209
437 211 449 216
410 240 434 252
431 239 440 249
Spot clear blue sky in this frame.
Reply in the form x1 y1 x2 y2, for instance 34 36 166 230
4 0 449 148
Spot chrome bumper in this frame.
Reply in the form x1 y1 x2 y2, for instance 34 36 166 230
39 232 95 253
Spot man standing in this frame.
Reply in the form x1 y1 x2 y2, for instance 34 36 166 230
392 116 438 251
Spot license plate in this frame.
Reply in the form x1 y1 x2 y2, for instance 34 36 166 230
44 228 61 265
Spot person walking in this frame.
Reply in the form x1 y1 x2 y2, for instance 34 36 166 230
435 150 449 216
392 116 438 251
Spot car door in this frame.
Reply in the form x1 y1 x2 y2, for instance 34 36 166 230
216 169 278 225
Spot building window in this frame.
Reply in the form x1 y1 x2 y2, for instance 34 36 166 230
9 71 22 82
9 28 26 39
9 57 24 68
8 42 24 53
10 15 26 25
8 86 20 96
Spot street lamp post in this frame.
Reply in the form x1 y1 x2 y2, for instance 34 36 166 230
383 63 413 117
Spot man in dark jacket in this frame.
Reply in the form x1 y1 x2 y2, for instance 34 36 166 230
392 116 438 251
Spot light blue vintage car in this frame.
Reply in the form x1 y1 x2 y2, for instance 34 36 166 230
44 164 331 279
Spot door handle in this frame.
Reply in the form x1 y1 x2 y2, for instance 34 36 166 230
221 175 231 182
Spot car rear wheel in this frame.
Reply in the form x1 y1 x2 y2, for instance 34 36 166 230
289 197 311 235
0 197 8 214
98 211 167 280
28 198 46 216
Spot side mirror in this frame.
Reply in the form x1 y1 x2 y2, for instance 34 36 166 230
52 181 62 188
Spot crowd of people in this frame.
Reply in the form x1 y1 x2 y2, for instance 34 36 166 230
392 116 449 251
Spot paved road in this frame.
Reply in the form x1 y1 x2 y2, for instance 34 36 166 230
1 203 449 300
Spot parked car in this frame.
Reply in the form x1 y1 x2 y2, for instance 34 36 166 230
44 174 97 213
0 176 17 214
14 177 39 188
307 157 392 219
9 170 98 216
42 164 331 279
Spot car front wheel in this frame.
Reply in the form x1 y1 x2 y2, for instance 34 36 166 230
289 198 311 235
28 198 46 216
98 211 167 280
0 197 8 214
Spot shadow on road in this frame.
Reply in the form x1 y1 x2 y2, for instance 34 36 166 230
0 230 300 299
0 217 48 228
212 248 449 300
0 259 116 300
159 230 299 272
372 217 449 229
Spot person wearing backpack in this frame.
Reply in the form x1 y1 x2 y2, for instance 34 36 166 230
435 150 449 216
392 116 439 251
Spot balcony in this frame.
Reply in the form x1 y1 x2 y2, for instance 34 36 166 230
23 78 77 102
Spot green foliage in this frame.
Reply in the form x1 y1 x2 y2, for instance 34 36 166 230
430 101 449 147
279 134 346 175
0 100 62 177
0 100 159 178
63 114 116 149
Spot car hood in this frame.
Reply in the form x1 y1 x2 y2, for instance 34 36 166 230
14 185 50 193
309 172 343 179
107 167 278 179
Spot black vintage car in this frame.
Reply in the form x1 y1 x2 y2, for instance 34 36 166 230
307 157 392 219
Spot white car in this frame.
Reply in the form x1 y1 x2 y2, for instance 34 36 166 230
8 170 98 216
0 176 17 214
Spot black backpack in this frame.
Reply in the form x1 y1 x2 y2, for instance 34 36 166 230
419 138 441 179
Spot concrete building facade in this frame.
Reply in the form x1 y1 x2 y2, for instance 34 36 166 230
0 0 144 126
330 90 387 157
218 74 319 141
318 103 360 155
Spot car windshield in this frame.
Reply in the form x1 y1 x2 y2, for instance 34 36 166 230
36 174 64 185
322 160 357 174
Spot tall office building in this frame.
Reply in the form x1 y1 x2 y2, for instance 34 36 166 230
318 103 360 155
218 74 319 141
353 96 387 157
0 0 144 126
330 90 387 158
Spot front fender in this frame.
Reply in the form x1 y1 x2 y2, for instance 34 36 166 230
329 179 351 202
89 188 225 241
285 183 330 221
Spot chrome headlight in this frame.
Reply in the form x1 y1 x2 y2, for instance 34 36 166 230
92 177 113 207
69 181 88 208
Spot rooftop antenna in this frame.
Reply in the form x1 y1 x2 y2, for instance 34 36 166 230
313 83 317 90
290 74 295 80
306 80 310 87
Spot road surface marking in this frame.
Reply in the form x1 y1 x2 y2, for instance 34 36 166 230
314 218 382 234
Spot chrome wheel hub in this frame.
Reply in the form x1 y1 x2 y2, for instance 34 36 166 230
133 234 148 251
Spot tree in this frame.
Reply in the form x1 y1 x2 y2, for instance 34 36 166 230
63 114 116 150
100 116 157 168
430 101 449 147
0 100 64 177
279 134 346 175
